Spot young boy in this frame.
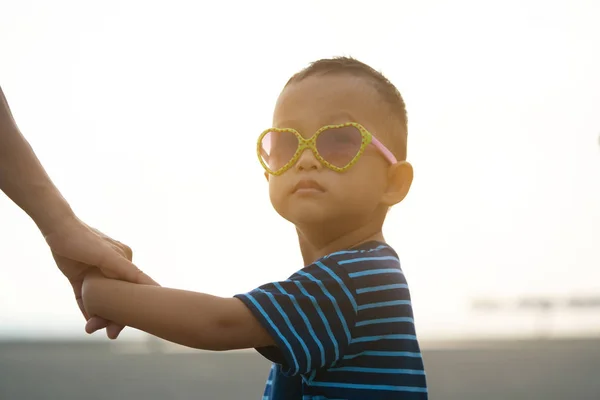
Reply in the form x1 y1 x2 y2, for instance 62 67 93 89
82 57 428 399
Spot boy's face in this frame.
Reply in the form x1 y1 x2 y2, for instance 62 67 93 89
266 73 411 228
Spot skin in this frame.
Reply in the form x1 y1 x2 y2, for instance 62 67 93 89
81 73 413 351
0 86 158 339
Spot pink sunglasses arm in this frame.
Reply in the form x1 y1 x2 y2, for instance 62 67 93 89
371 137 398 165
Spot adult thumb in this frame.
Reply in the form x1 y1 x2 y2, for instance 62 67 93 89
98 250 159 286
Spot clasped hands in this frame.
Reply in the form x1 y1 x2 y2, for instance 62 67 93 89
45 215 158 338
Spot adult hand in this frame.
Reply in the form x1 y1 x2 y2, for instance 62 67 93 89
44 215 159 339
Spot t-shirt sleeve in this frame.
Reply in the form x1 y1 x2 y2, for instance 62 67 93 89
234 259 357 376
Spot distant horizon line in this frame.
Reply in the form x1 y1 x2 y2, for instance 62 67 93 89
2 332 599 351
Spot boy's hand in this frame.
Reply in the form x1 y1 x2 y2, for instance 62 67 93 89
81 269 113 334
81 270 164 336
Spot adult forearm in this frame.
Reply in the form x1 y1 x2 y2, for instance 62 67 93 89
0 87 74 234
82 277 259 351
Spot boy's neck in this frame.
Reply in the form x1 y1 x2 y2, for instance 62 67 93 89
296 224 385 266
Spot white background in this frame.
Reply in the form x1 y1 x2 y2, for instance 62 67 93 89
1 0 599 341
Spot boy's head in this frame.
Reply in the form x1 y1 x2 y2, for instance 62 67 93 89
260 57 413 234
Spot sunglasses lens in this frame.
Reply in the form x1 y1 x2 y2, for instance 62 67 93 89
260 130 299 172
316 125 363 168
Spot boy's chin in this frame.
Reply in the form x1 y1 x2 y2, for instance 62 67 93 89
277 204 335 227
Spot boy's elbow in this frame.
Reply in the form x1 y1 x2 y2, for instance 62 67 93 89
185 298 273 351
212 298 274 350
179 321 240 352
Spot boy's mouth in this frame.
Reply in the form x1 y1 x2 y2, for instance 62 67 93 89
292 179 325 194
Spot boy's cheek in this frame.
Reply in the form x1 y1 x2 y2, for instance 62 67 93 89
268 176 288 201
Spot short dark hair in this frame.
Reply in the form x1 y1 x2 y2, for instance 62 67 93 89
285 56 408 160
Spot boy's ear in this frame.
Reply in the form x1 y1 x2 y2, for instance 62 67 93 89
381 161 413 206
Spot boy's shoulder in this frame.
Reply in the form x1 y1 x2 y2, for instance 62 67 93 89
323 240 398 264
289 240 402 283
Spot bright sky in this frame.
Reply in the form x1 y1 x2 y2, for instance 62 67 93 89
1 0 599 341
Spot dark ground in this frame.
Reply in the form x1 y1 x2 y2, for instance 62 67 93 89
0 337 599 400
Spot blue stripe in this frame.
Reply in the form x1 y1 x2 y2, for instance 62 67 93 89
308 381 428 393
356 317 414 326
348 268 402 278
298 271 352 343
273 282 326 368
315 261 358 312
343 350 422 360
358 300 411 310
338 256 399 265
356 283 408 294
258 289 312 373
352 334 417 343
242 294 300 374
328 366 426 375
293 280 340 361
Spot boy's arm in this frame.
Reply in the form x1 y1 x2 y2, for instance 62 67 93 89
81 272 275 351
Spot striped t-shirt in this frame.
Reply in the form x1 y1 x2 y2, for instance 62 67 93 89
234 241 428 400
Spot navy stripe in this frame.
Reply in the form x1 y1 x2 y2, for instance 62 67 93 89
328 366 426 375
343 350 422 360
356 283 408 294
358 300 412 311
352 334 418 343
308 381 428 393
349 268 403 278
356 317 414 326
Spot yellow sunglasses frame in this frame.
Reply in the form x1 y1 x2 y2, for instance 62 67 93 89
257 122 397 176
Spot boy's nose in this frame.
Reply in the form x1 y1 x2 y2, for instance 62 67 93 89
295 148 321 171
